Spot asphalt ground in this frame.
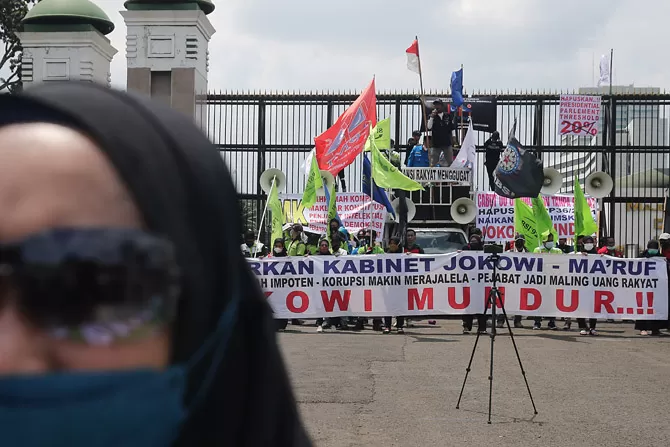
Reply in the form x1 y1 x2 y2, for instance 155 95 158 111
277 319 670 447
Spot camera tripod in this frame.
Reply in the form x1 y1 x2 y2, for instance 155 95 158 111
455 251 538 424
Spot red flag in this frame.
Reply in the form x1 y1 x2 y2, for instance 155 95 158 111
406 40 420 74
314 78 376 175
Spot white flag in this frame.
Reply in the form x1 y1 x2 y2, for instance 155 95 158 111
598 54 610 87
452 120 477 173
406 40 420 74
300 148 315 177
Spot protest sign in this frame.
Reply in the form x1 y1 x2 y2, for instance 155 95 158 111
279 193 387 238
559 95 602 137
402 167 472 184
421 96 497 132
249 252 668 320
475 192 597 242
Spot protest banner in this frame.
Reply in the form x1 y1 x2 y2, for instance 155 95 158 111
249 252 668 320
559 94 602 137
475 192 597 242
421 96 498 132
402 167 472 184
279 193 387 239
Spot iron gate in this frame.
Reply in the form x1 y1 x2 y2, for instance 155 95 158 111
206 91 670 253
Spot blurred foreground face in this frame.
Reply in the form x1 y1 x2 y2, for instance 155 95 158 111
0 123 170 374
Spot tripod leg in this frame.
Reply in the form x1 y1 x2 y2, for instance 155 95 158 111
456 301 491 410
499 299 539 415
456 328 483 409
487 288 497 424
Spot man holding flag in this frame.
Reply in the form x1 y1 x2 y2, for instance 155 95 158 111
427 99 455 167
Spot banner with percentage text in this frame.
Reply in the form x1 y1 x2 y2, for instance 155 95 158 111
475 192 598 242
559 94 601 137
249 252 668 319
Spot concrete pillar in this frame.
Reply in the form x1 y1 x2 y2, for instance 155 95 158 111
120 7 215 127
17 0 117 88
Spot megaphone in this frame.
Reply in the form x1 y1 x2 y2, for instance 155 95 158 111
585 171 613 198
540 168 563 196
450 197 476 224
391 198 416 223
259 168 286 194
317 170 336 196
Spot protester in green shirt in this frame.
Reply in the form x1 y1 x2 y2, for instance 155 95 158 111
356 229 384 255
286 224 307 256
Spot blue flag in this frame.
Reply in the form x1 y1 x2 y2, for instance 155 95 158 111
450 68 464 112
362 155 396 217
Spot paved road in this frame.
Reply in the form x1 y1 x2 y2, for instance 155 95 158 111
277 319 670 447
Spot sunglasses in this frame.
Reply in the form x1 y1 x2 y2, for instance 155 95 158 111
0 228 181 345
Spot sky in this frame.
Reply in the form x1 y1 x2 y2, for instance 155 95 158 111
90 0 670 93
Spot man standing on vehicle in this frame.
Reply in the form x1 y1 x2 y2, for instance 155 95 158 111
405 130 422 165
407 137 430 168
484 131 503 190
426 99 454 167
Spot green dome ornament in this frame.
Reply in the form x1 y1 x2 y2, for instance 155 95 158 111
124 0 215 15
22 0 115 35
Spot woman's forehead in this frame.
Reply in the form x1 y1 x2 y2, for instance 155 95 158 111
0 123 142 241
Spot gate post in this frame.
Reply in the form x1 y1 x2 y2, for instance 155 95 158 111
257 98 267 242
608 97 617 239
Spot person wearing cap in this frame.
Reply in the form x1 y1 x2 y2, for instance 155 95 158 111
241 229 267 258
499 234 528 328
659 233 670 259
532 231 562 330
287 224 307 256
405 130 422 165
407 135 430 168
427 99 454 167
574 235 599 335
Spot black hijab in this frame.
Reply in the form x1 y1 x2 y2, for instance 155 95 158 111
0 82 311 446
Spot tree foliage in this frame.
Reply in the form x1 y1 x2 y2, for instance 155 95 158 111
0 0 36 93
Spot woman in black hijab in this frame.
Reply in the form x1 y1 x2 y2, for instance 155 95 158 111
0 82 311 446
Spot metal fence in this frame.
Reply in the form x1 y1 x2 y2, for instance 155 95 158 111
206 91 670 252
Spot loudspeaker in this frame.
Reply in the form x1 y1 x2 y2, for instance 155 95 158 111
540 168 563 196
450 197 477 224
585 171 613 198
391 198 416 223
259 168 286 194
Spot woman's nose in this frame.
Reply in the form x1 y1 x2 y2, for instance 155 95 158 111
0 303 50 374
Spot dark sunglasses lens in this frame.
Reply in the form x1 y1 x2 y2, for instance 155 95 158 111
2 228 180 344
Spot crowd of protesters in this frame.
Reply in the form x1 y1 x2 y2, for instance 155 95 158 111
242 225 670 337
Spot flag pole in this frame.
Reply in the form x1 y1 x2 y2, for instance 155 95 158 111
460 64 465 146
416 36 431 150
369 128 375 247
255 177 276 257
370 77 376 248
609 48 613 96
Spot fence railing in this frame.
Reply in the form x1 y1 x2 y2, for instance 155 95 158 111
206 91 670 252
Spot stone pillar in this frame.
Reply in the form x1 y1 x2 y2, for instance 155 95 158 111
16 28 117 88
120 8 215 127
17 0 117 89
